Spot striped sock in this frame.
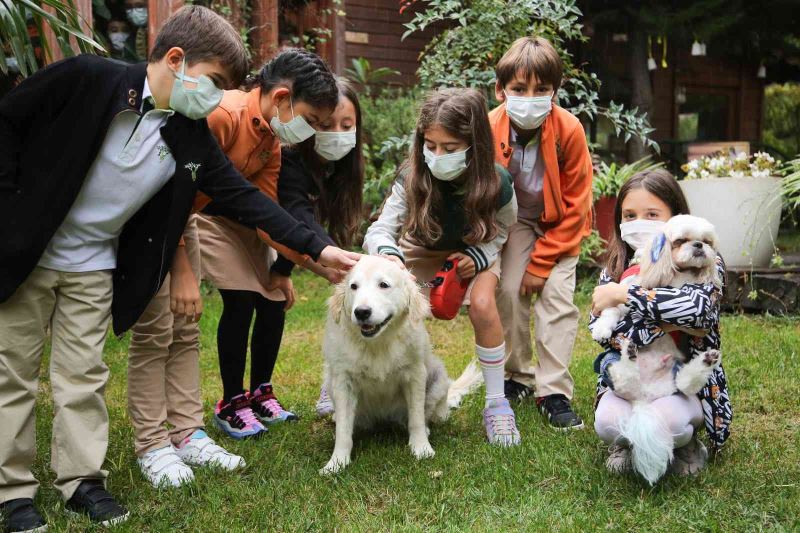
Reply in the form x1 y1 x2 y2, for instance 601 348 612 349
476 342 506 404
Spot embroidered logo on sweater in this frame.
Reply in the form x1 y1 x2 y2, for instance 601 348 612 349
184 162 201 181
258 149 270 163
157 145 171 162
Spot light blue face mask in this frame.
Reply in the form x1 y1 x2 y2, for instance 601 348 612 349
270 99 316 144
169 58 224 120
423 145 470 181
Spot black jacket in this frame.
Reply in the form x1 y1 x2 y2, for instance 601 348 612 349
0 55 327 334
272 147 336 275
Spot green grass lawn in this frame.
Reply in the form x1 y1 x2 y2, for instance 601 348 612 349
28 271 800 531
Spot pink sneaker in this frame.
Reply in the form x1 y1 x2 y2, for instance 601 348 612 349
251 384 298 424
213 393 267 440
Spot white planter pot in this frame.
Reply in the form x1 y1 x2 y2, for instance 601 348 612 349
679 176 782 268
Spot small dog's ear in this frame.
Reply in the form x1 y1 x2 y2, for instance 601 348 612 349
407 280 430 323
328 282 347 323
640 233 676 289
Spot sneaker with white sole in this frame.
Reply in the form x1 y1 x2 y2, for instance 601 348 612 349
214 393 267 440
483 398 521 447
65 481 129 527
174 430 245 470
0 498 47 532
137 446 195 488
251 384 298 424
315 385 334 418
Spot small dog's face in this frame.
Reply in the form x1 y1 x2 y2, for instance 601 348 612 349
665 214 718 271
328 255 429 340
640 215 721 289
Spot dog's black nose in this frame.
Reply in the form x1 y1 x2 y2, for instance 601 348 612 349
693 241 703 249
354 306 372 321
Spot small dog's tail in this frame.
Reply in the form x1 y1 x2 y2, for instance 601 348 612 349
618 402 674 485
447 358 483 409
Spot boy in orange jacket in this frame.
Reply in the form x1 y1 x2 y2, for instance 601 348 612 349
489 36 593 429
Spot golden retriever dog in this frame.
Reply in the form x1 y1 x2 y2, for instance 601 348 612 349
320 255 450 474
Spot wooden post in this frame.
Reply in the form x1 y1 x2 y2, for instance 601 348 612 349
148 0 186 52
318 0 346 73
251 0 279 67
42 0 93 64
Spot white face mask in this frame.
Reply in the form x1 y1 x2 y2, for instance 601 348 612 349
423 146 469 182
126 7 148 27
504 91 553 130
314 130 357 161
169 58 224 120
270 99 316 144
109 32 129 52
619 219 666 251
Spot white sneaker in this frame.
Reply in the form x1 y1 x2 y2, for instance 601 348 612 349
174 430 246 470
138 446 195 488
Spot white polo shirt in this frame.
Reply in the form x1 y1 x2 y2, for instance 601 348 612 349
38 78 176 272
507 127 545 221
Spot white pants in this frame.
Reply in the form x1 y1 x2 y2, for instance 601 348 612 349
594 390 703 448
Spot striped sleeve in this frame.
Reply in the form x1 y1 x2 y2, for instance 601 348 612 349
362 180 407 261
465 189 517 272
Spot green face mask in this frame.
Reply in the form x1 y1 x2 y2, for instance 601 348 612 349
169 58 223 120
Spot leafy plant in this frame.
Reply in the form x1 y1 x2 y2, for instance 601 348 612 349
592 156 664 200
345 58 400 97
578 228 606 268
1 0 106 78
764 83 800 158
401 0 659 152
780 156 800 209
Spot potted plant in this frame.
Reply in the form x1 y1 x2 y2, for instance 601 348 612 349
593 157 665 245
680 151 782 268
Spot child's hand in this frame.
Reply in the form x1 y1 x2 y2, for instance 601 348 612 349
319 246 361 271
305 259 347 285
520 272 546 296
266 273 296 310
592 282 628 313
448 252 475 279
170 268 202 322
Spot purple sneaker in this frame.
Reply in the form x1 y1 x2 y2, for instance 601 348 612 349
251 383 298 424
483 398 521 447
214 393 267 440
315 385 334 418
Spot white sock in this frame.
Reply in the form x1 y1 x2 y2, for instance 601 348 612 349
477 342 506 405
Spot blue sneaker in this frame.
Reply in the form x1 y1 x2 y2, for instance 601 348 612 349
251 384 298 424
214 393 267 440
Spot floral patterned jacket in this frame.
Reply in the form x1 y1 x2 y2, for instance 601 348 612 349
590 255 732 451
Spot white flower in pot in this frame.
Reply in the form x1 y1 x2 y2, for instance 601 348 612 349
680 151 782 268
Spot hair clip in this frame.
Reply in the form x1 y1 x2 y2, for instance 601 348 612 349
650 233 666 263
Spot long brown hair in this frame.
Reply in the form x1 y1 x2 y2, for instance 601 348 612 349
404 88 500 247
296 77 364 247
605 168 690 281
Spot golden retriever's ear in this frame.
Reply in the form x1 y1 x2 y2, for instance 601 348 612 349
407 279 430 323
639 233 675 289
328 282 347 323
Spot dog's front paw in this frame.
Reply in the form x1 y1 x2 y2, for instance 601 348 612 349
591 325 613 342
319 454 350 475
410 440 435 460
703 349 721 367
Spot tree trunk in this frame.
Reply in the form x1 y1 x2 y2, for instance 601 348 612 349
627 27 653 162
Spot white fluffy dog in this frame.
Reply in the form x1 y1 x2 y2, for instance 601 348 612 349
605 215 723 484
320 255 450 475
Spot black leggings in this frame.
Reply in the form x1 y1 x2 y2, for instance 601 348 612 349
217 289 285 402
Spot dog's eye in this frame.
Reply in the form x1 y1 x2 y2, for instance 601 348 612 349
673 238 687 247
350 283 358 290
379 281 390 289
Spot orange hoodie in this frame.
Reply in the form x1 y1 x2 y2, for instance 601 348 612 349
489 103 593 279
189 88 307 267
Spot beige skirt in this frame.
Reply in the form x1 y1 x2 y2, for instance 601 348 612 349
399 237 502 306
196 214 284 301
